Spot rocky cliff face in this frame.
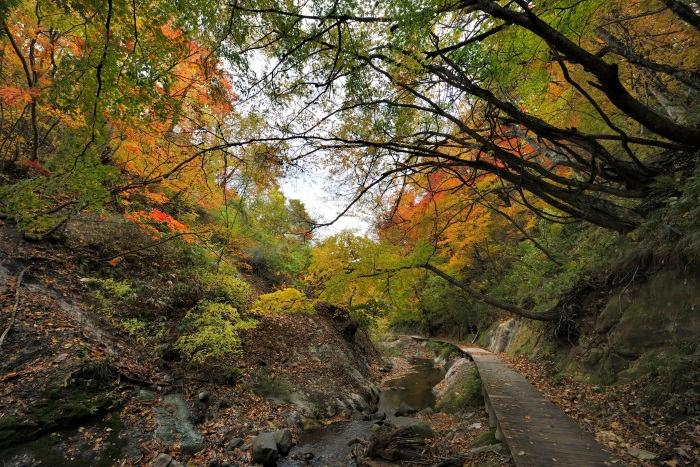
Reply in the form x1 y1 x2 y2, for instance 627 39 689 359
488 319 519 354
580 269 699 385
240 303 381 421
484 267 700 390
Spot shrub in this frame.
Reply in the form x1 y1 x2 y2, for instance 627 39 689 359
120 318 147 344
251 371 293 399
83 277 134 300
251 287 314 315
176 301 257 365
221 366 243 384
200 272 253 311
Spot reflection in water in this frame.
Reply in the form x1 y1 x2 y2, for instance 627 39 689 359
281 358 444 466
378 358 444 413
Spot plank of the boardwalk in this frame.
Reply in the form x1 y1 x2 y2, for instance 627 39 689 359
407 336 614 466
462 345 613 466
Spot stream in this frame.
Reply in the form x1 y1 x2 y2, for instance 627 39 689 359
281 357 445 466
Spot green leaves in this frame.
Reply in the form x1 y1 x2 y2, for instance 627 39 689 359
176 301 257 365
251 287 314 315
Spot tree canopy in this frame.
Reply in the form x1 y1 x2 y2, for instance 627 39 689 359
216 0 699 234
1 0 699 328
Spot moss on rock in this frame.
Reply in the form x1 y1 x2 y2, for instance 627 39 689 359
0 363 117 449
470 429 498 448
435 360 483 414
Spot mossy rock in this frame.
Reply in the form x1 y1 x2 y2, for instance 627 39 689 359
470 429 498 448
579 270 700 385
0 364 117 449
425 341 460 361
0 415 38 448
607 270 700 357
435 364 483 414
0 392 114 448
31 391 113 428
0 412 125 466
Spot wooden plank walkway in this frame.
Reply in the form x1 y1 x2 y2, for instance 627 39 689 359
411 337 614 466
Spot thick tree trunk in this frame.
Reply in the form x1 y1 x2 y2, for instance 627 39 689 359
662 0 700 30
468 0 700 146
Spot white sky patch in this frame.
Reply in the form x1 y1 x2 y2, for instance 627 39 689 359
280 165 372 239
226 13 378 241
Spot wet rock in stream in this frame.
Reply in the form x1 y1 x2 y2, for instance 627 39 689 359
365 422 433 462
252 432 280 466
252 429 294 465
393 402 416 416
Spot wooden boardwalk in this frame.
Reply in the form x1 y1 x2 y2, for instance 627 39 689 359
412 337 613 466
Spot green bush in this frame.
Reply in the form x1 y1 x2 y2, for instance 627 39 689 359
176 301 257 365
251 371 293 399
221 366 243 384
120 318 147 344
200 272 253 310
83 277 134 300
251 287 314 315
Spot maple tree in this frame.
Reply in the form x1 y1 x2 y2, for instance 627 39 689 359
0 0 314 281
0 0 241 238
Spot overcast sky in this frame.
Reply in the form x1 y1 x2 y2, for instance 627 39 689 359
279 165 372 239
233 45 373 240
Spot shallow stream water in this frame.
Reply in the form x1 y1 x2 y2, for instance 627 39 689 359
281 357 445 466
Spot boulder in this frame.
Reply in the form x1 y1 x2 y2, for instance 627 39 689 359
273 428 293 455
434 360 482 414
394 402 416 416
224 437 244 451
252 432 279 466
151 453 173 467
391 417 434 437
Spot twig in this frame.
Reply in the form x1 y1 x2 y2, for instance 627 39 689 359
0 266 30 349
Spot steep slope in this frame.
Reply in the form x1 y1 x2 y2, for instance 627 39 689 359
0 225 380 466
